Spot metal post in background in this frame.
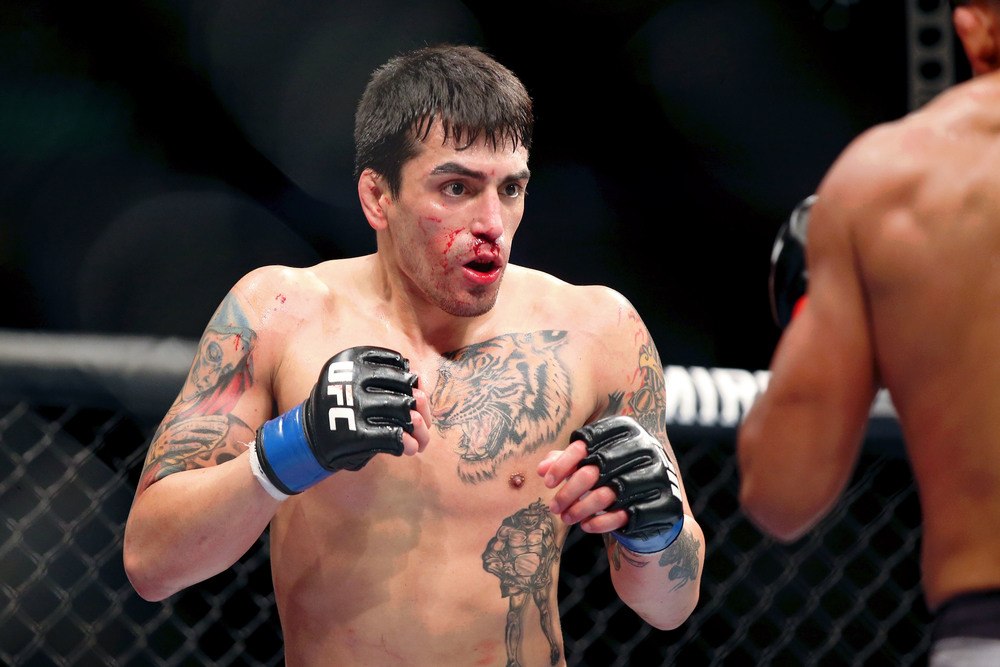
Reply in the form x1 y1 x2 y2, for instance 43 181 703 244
907 0 958 110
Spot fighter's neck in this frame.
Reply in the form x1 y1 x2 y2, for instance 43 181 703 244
363 254 510 356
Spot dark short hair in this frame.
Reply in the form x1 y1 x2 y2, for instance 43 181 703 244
353 44 534 196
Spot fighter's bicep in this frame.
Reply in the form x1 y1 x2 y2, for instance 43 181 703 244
139 287 275 491
762 295 875 491
804 204 878 395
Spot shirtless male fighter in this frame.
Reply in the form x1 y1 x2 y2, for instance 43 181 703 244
124 44 704 666
738 2 1000 663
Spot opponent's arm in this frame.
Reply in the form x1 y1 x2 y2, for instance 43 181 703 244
539 294 704 630
738 186 878 542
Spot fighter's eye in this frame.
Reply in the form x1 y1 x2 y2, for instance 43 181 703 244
444 182 466 197
502 183 524 198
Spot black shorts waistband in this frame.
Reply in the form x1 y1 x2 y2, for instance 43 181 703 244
932 590 1000 642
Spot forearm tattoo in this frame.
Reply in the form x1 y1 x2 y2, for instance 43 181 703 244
658 530 701 592
482 500 562 667
601 311 700 590
603 531 701 592
431 331 572 484
138 293 257 491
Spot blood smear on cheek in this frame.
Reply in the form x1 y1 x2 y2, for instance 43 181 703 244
443 229 461 253
418 215 442 235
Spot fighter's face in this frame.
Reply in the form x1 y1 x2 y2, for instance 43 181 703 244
385 123 529 318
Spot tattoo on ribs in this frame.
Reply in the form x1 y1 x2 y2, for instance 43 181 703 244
431 331 571 484
138 292 257 490
482 500 562 667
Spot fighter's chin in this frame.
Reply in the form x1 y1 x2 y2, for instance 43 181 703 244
439 288 501 318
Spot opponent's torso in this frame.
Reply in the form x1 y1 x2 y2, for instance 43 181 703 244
262 263 606 665
849 77 1000 609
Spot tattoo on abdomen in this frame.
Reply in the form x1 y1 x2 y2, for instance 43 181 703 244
138 293 257 491
482 500 562 667
431 331 571 484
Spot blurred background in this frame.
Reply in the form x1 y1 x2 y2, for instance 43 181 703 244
0 3 965 663
0 0 969 372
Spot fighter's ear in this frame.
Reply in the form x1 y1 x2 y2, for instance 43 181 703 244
954 3 1000 75
358 169 391 231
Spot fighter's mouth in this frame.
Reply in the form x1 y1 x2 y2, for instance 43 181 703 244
464 259 498 273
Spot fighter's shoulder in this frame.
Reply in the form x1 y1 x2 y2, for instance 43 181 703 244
506 267 648 360
227 259 353 329
821 125 911 203
505 265 634 321
820 101 958 209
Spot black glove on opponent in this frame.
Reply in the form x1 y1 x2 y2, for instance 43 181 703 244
574 415 684 554
769 194 816 328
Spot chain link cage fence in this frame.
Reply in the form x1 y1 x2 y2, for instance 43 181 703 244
0 330 931 666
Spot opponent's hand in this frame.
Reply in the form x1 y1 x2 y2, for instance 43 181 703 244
540 415 684 554
769 194 815 328
250 346 429 498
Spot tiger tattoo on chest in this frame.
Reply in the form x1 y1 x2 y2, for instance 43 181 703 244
430 330 572 484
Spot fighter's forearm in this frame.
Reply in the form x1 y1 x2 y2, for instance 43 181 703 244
607 515 704 630
123 452 280 601
736 384 869 543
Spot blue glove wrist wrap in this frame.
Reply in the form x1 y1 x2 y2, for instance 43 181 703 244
259 404 330 494
612 515 684 554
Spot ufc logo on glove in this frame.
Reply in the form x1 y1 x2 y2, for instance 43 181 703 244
326 361 357 431
251 345 417 497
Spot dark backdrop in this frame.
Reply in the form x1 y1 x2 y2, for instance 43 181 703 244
0 0 965 371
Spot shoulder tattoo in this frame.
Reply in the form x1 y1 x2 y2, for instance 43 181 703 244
138 292 258 490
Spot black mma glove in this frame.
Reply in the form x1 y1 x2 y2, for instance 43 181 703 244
574 415 684 554
249 346 417 498
769 194 816 328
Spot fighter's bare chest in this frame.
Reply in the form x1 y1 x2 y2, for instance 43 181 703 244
275 328 590 494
